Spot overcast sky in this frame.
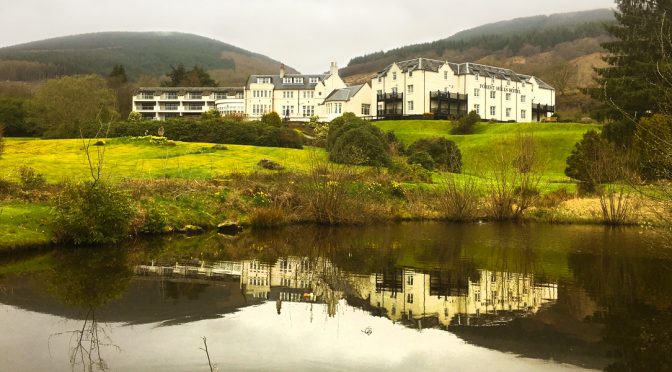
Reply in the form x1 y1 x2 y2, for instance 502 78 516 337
1 0 615 73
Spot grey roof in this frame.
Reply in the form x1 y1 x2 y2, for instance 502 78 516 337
246 74 328 90
375 57 448 78
137 86 244 93
375 58 554 90
323 85 365 102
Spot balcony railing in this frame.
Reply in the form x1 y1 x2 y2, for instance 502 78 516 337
430 91 468 101
532 104 555 113
377 92 404 101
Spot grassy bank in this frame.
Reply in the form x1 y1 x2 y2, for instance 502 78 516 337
0 121 667 252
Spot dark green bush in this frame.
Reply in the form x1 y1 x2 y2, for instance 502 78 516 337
326 113 393 166
109 118 302 149
17 166 46 190
54 182 136 245
565 130 620 187
451 111 481 135
388 158 433 183
407 151 435 170
261 111 282 127
408 138 462 173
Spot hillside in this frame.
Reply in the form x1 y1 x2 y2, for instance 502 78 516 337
341 9 615 91
0 32 296 85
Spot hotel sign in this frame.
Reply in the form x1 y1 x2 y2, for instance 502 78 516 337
479 84 521 94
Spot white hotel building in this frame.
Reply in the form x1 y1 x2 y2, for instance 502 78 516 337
132 59 554 123
371 58 555 122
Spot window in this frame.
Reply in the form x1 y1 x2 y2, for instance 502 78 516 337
392 72 397 81
140 103 155 110
444 71 448 80
302 105 314 117
361 104 370 116
506 108 511 117
281 105 294 117
303 91 314 99
408 101 414 111
256 77 271 84
378 77 382 83
164 92 177 99
377 89 382 96
214 93 227 99
188 103 203 111
406 275 414 286
475 73 479 81
189 92 202 99
521 110 527 119
474 292 481 302
164 103 178 111
505 93 511 101
474 104 480 114
506 78 511 86
141 93 154 100
335 103 342 114
490 91 496 99
521 95 527 103
474 88 480 97
407 85 414 94
391 87 398 94
309 77 319 84
283 77 292 84
407 293 414 304
490 106 496 116
408 70 413 77
282 91 294 99
293 77 304 84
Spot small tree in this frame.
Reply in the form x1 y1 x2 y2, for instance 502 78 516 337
261 111 282 127
201 108 221 120
566 130 621 190
451 111 480 135
408 137 462 173
127 111 143 122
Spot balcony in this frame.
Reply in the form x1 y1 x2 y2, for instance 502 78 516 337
137 106 156 112
531 104 555 113
430 90 467 101
377 92 404 102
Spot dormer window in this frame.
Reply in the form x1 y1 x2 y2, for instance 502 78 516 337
256 77 271 84
283 77 292 84
309 77 319 84
293 77 304 84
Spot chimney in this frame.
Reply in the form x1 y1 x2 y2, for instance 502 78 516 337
279 64 286 79
330 62 339 76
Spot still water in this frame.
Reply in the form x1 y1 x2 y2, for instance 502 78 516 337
1 223 671 371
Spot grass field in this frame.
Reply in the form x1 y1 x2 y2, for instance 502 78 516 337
375 120 601 182
0 138 328 183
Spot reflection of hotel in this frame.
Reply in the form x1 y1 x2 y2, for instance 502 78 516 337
135 257 557 327
357 268 557 328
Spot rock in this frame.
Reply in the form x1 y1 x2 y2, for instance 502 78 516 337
179 225 204 235
218 221 242 235
258 159 284 170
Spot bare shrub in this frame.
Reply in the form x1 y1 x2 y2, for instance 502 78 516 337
439 174 480 221
302 157 361 224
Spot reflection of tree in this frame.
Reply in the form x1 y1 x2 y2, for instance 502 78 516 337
568 250 672 370
46 247 133 372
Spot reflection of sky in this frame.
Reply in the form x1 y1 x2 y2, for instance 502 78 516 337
0 302 592 371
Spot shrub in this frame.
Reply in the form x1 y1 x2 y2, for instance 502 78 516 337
634 114 672 180
388 157 432 183
408 151 435 170
451 111 480 135
139 203 168 234
440 174 479 221
127 111 143 121
201 108 221 120
565 130 622 188
258 159 284 170
54 182 136 245
261 111 282 127
330 127 390 166
407 138 462 173
17 166 46 190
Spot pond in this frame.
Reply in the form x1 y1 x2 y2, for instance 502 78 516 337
1 223 671 371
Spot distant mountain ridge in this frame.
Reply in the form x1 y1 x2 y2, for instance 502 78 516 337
342 9 616 87
0 32 296 85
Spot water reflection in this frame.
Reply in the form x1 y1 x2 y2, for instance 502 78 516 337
134 256 558 330
1 223 671 371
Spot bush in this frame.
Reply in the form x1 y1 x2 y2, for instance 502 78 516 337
451 111 480 135
17 166 46 190
407 138 462 173
327 113 393 166
54 182 136 245
388 157 432 183
109 118 303 149
565 130 621 187
127 111 143 121
261 112 282 127
258 159 284 170
635 114 672 180
408 151 435 170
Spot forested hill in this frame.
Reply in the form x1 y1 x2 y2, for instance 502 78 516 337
342 9 616 88
0 32 296 85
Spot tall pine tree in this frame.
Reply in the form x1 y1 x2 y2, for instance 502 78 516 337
590 0 672 144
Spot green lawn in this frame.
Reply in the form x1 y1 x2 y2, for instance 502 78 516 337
0 138 327 183
0 203 53 251
375 120 601 182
